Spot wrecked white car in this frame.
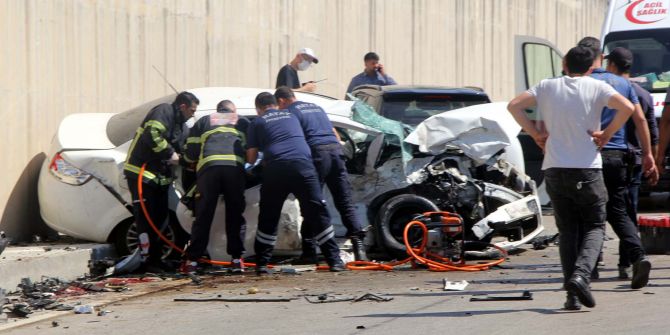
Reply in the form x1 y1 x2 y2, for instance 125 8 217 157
327 101 542 258
38 87 542 261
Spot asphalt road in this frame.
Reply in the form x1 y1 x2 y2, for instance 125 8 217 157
5 194 670 335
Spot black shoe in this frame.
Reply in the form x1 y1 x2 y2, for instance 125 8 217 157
351 236 368 262
328 262 347 272
618 265 630 280
590 266 599 280
565 274 595 308
631 257 651 289
255 265 271 276
563 293 582 311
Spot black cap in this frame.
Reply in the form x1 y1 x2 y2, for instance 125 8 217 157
605 47 634 70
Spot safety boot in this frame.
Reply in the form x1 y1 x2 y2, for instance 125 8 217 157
563 292 581 311
351 236 368 262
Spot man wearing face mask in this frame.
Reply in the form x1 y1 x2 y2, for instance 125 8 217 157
276 48 319 93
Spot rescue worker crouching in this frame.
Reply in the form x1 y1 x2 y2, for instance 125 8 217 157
123 91 199 273
180 100 250 274
274 86 368 262
247 92 346 274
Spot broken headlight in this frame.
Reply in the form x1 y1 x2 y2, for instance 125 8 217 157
49 152 92 185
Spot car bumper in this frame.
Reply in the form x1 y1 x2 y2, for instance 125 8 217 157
37 160 131 242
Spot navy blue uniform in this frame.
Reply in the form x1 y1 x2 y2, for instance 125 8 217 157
247 109 342 267
288 101 364 246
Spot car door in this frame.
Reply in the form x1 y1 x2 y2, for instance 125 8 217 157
514 35 564 206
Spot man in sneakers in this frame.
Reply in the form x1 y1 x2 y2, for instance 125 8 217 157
247 92 345 275
274 86 368 263
181 100 250 274
508 46 635 310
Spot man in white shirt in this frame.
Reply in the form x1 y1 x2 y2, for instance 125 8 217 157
507 46 635 310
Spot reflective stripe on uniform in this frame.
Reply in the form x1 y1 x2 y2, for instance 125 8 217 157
149 127 169 153
144 120 166 132
123 163 172 185
196 154 245 171
201 127 245 145
256 230 277 246
315 226 335 245
186 137 201 144
196 126 245 171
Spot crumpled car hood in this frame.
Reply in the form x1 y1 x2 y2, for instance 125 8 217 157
404 102 521 165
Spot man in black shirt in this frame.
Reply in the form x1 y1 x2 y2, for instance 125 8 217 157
276 47 319 93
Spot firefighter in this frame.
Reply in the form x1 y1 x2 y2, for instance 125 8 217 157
179 100 249 274
246 92 345 274
274 86 368 262
123 91 199 272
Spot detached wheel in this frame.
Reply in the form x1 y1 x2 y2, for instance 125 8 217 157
374 194 439 258
113 211 188 259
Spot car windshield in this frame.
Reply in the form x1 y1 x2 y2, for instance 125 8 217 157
380 93 490 126
604 28 670 93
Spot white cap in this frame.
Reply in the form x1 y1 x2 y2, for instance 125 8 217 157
299 47 319 64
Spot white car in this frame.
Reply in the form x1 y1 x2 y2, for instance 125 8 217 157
38 87 543 261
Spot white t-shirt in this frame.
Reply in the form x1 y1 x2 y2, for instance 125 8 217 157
527 76 618 170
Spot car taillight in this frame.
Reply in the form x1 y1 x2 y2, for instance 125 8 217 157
49 152 92 185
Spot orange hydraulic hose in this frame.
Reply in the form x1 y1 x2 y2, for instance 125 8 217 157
137 163 261 268
318 213 507 272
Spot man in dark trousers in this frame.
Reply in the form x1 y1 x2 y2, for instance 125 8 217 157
276 47 318 93
246 92 345 274
508 46 634 310
275 86 368 262
180 100 250 274
579 37 654 289
124 91 199 272
604 47 659 278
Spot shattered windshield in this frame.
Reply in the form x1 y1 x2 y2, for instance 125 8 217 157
380 93 490 126
351 100 414 166
604 28 670 93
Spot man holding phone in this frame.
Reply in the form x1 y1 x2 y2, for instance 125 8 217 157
346 52 397 95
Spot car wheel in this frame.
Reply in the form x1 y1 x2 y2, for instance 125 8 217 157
374 194 439 258
113 211 188 259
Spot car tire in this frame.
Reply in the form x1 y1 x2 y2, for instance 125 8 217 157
374 194 439 258
113 211 188 259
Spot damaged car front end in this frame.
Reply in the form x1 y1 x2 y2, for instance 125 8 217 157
336 101 543 257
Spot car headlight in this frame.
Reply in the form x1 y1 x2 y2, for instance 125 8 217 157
49 152 92 185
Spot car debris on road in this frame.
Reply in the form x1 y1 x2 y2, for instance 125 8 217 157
470 290 533 302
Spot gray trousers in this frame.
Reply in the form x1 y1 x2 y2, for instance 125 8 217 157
544 168 608 287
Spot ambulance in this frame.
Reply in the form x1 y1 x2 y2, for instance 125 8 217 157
602 0 670 116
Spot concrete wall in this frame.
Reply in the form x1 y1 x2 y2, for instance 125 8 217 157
0 0 608 228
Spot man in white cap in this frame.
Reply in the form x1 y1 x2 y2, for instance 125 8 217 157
276 48 319 93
